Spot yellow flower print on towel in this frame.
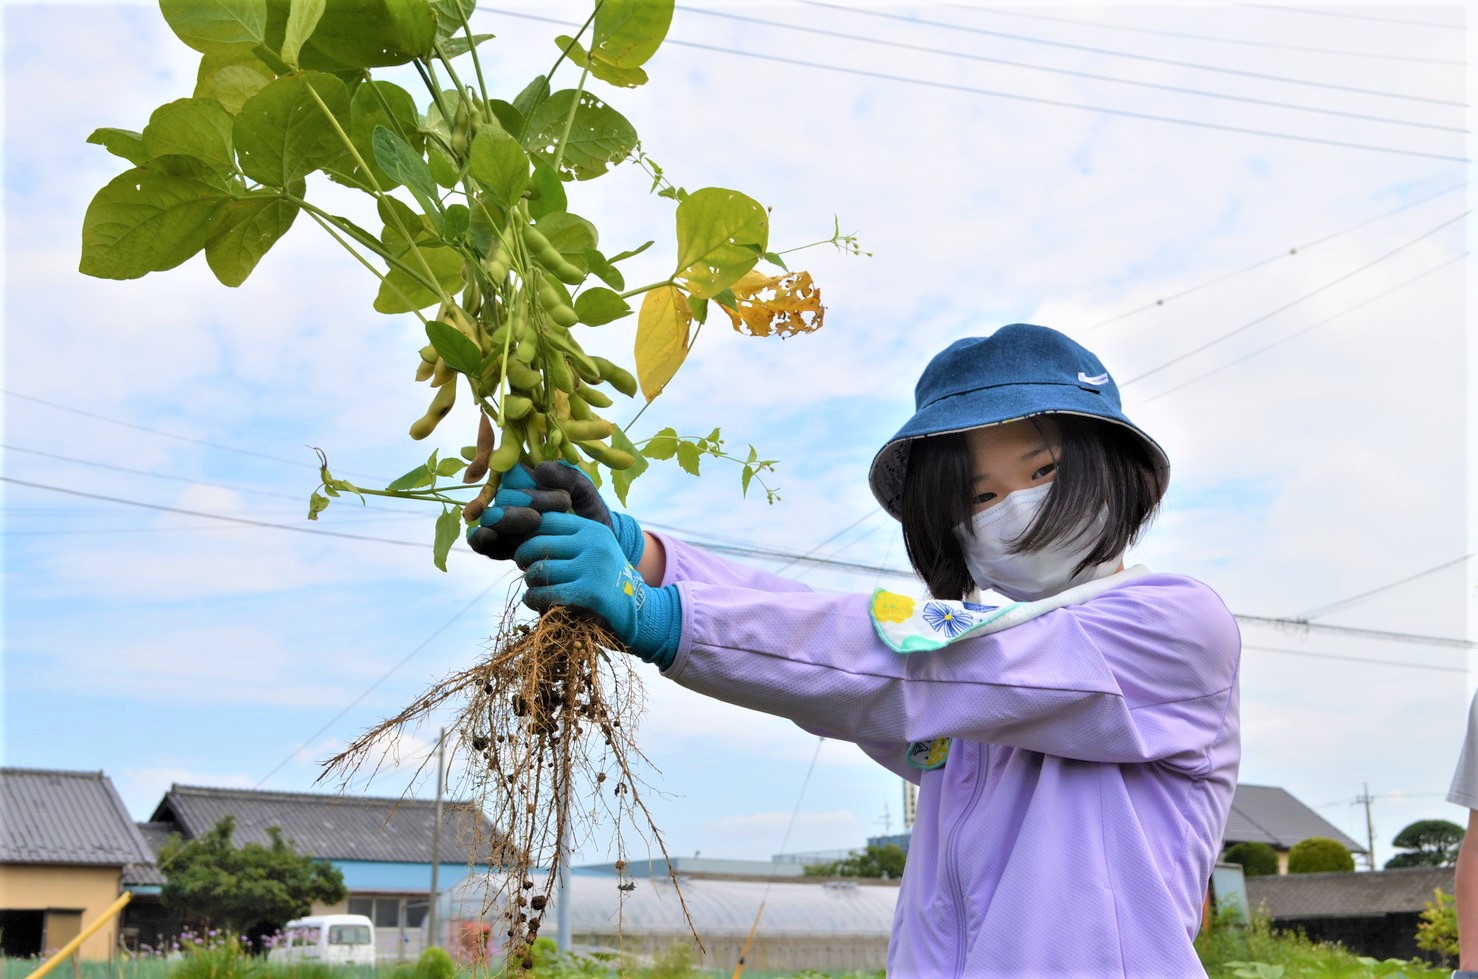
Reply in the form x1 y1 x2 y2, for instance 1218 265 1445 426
871 590 916 623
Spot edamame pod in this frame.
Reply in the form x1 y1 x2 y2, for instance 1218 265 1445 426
559 417 614 441
503 395 534 420
409 381 457 440
544 352 575 394
419 344 438 365
590 356 637 398
520 224 584 285
415 359 435 382
577 439 636 470
463 411 496 483
463 480 496 523
430 358 455 387
574 383 613 409
506 360 542 391
488 420 523 474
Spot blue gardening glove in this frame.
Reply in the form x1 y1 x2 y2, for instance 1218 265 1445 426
515 512 681 669
466 464 574 561
530 461 644 566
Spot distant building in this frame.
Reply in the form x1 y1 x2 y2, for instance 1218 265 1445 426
138 783 509 961
1223 783 1367 873
0 767 155 959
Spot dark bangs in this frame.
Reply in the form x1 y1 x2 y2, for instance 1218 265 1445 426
899 415 1168 600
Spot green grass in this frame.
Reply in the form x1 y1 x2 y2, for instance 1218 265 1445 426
1196 912 1450 978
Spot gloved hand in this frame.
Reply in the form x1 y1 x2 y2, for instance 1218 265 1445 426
466 464 574 561
515 512 681 669
530 461 645 566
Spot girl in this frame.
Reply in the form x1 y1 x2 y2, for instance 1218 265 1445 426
474 323 1241 977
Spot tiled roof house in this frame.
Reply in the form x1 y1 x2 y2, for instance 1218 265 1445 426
1223 783 1367 873
0 767 155 959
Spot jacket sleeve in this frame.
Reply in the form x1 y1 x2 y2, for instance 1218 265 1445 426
661 573 1240 770
653 531 816 594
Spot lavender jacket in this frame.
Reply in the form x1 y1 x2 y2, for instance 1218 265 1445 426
651 532 1241 978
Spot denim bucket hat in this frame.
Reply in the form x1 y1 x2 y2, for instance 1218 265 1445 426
868 323 1170 520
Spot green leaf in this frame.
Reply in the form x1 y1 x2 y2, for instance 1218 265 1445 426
433 506 460 571
573 288 631 326
87 128 149 166
435 457 466 476
763 250 789 272
308 490 331 519
426 142 460 189
466 196 502 254
281 0 326 66
428 0 476 38
204 191 300 286
672 187 768 299
642 427 679 461
686 295 708 324
608 240 653 263
740 465 754 498
583 248 624 290
261 0 437 71
467 126 528 208
372 125 439 210
142 98 236 171
525 162 566 220
534 212 597 270
425 319 481 375
608 424 648 508
441 32 496 58
525 90 638 181
378 195 438 253
511 75 550 127
591 0 673 70
373 245 463 312
79 167 232 280
234 72 351 187
160 0 267 53
711 287 738 311
443 203 469 242
487 99 524 136
194 51 276 114
386 463 434 491
676 440 702 477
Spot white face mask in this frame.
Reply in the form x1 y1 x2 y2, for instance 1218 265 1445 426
952 483 1122 602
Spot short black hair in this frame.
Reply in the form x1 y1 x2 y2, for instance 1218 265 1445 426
899 415 1168 600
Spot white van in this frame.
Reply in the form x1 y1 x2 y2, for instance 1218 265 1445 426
268 914 376 966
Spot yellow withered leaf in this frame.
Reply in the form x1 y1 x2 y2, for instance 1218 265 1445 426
634 284 693 401
720 270 824 337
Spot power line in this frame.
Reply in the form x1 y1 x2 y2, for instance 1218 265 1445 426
1079 181 1468 333
2 389 392 483
253 580 506 789
0 476 439 552
793 0 1468 108
1297 555 1474 621
943 4 1465 66
13 474 1471 651
1135 251 1468 404
1244 644 1470 674
3 443 321 504
1119 210 1468 387
676 5 1466 135
483 9 1468 164
1239 5 1468 32
1236 615 1475 650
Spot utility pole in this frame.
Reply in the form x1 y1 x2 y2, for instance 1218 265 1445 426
428 728 445 948
1356 782 1377 871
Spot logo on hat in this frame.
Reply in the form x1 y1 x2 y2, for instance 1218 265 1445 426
1077 371 1110 386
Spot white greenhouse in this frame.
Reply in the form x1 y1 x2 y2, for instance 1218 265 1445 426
432 869 899 973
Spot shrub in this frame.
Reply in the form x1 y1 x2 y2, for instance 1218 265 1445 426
1223 842 1280 877
1415 887 1459 966
1286 837 1355 874
414 947 456 979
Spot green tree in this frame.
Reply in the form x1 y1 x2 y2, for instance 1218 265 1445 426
1223 841 1280 877
159 815 346 931
1415 887 1459 966
1385 819 1465 869
802 844 907 879
1286 837 1355 874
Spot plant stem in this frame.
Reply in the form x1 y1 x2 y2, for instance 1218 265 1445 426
546 5 599 81
302 209 429 325
286 193 443 303
456 10 491 104
303 83 453 310
616 279 673 301
549 60 591 178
